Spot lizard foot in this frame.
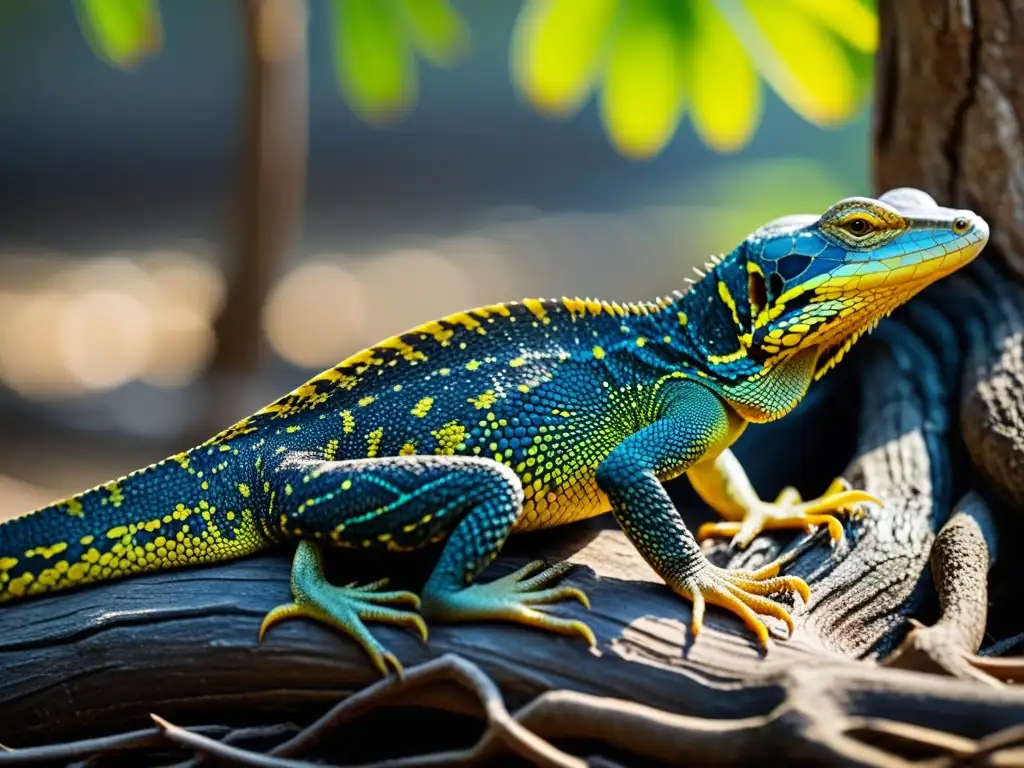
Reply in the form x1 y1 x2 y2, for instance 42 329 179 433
673 560 811 646
696 477 880 550
259 541 427 677
421 560 596 647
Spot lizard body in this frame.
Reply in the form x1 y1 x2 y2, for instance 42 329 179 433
0 190 989 674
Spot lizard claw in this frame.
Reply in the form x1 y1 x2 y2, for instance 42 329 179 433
260 541 427 678
672 560 810 646
697 477 880 549
420 559 596 648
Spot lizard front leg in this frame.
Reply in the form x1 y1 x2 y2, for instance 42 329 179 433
261 453 591 675
595 380 809 646
690 449 880 549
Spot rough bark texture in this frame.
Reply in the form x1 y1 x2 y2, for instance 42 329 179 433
4 1 1024 765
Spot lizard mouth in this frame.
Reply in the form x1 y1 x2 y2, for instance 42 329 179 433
810 269 959 380
808 232 990 379
811 284 925 380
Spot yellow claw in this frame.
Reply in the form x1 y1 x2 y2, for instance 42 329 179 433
697 478 881 549
673 562 810 647
259 602 308 642
380 652 404 678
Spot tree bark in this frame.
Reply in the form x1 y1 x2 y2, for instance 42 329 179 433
213 0 308 375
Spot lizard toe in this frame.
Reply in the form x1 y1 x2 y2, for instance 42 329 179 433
671 561 809 647
421 560 596 648
260 542 427 677
698 477 880 549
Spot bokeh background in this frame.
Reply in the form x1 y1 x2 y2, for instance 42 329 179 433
0 0 874 520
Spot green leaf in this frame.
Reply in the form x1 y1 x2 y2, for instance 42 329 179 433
841 33 875 106
599 0 686 159
511 0 620 117
74 0 162 69
330 0 415 125
689 0 760 153
395 0 470 68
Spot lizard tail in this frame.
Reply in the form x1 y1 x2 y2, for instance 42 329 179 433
0 454 266 603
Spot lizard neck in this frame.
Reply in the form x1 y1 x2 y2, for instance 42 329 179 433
619 245 762 380
618 247 819 422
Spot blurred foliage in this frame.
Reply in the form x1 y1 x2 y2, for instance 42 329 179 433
677 156 859 254
512 0 877 158
329 0 470 125
73 0 162 69
64 0 875 158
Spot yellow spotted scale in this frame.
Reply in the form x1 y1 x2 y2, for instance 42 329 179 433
0 189 989 675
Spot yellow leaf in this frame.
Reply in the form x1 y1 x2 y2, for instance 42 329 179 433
775 0 877 53
511 0 620 117
740 1 858 125
689 0 760 153
599 1 686 159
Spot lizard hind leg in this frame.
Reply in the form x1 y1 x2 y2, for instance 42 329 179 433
260 540 425 677
260 453 593 675
414 461 595 647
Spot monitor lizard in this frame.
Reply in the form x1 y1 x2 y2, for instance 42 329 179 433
0 190 989 676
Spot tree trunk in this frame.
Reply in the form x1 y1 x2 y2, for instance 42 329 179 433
203 0 309 434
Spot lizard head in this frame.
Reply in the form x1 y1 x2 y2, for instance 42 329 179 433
739 188 989 378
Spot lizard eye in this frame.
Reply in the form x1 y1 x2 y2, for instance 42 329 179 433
843 217 873 236
953 216 970 234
